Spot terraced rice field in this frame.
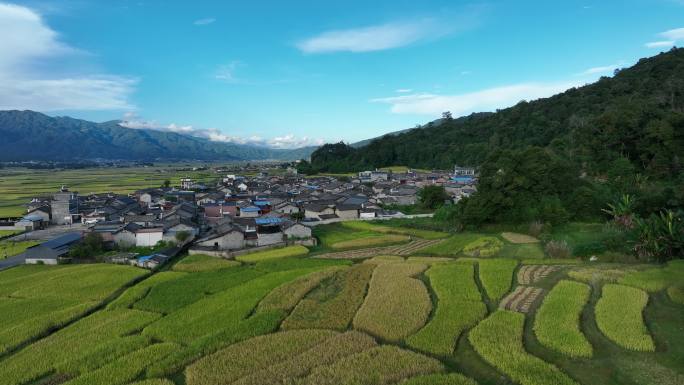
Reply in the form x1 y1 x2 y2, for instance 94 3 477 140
315 239 444 259
517 265 561 285
1 222 682 385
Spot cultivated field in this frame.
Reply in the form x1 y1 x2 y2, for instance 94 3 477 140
0 221 682 385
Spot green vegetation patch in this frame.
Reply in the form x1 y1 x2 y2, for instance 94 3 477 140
419 233 486 256
668 285 684 305
282 264 374 331
533 280 593 358
477 258 519 302
331 234 409 249
107 271 187 310
185 329 337 385
618 260 684 292
0 240 39 259
0 264 147 354
499 242 545 259
298 345 445 385
172 254 241 272
501 232 540 244
0 309 161 385
567 267 630 284
236 245 309 263
595 284 655 351
468 310 578 385
463 237 504 257
402 373 479 385
353 263 431 342
257 267 346 313
340 221 449 240
407 262 487 355
521 258 583 265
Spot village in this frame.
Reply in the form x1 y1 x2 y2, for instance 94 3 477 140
0 165 477 270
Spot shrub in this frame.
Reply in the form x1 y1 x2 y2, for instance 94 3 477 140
463 237 503 257
407 262 487 355
282 264 374 331
468 310 578 385
236 245 309 263
545 240 572 259
172 254 240 272
353 263 432 342
529 221 545 238
298 346 445 385
533 280 593 358
595 284 655 351
478 258 518 302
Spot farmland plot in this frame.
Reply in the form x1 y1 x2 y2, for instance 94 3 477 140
353 263 431 342
595 284 655 351
478 258 518 302
517 265 560 285
468 310 578 385
236 245 309 263
172 254 240 272
407 262 487 355
533 280 593 358
282 264 374 331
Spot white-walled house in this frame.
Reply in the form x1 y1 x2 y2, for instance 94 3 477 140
135 228 164 247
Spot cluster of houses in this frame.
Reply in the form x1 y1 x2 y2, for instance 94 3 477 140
7 163 477 266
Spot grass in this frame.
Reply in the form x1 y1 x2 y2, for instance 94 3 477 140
0 264 147 354
402 373 479 385
0 229 21 237
498 242 545 259
172 254 241 272
406 262 487 355
353 263 431 342
477 258 518 302
297 345 445 385
533 280 593 358
463 237 504 257
567 267 631 284
235 245 309 263
331 234 409 249
521 258 583 265
282 264 374 331
0 309 161 385
501 232 540 244
668 285 684 304
468 310 579 385
0 240 40 259
340 220 449 240
230 331 377 385
185 329 337 385
618 260 684 292
595 284 655 351
314 223 392 249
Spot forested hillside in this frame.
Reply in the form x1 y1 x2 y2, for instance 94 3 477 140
306 48 684 178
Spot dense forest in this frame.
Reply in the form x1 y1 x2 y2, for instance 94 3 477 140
301 48 684 249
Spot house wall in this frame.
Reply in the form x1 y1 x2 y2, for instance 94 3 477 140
257 231 283 246
360 212 376 219
304 207 334 219
284 224 311 239
26 257 58 265
196 231 244 250
113 231 136 248
336 209 359 220
394 195 417 205
276 205 299 214
136 231 163 247
240 210 260 218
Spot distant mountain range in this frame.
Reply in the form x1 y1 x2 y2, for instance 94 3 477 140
0 110 316 162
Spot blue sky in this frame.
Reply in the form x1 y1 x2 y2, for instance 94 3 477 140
1 0 683 148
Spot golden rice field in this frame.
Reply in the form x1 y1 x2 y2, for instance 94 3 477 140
0 222 682 385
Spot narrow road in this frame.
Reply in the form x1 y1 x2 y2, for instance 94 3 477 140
0 253 27 271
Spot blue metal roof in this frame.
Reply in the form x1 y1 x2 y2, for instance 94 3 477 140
255 217 284 225
241 206 260 212
41 232 82 249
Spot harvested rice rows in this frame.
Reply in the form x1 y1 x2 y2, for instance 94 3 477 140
315 239 444 259
595 284 655 351
282 264 374 331
407 262 487 355
478 258 519 302
517 265 560 285
468 310 578 385
499 286 544 313
353 263 432 342
533 280 593 358
331 234 409 249
501 232 540 244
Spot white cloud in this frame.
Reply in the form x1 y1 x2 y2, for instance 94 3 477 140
371 81 580 116
296 19 446 53
193 17 215 25
395 88 412 93
214 61 243 83
0 3 135 111
645 40 675 48
119 117 323 149
660 27 684 41
577 63 620 76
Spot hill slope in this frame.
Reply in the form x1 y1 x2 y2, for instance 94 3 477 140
0 111 315 162
309 48 684 177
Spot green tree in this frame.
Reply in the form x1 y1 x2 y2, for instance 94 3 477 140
418 186 450 209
